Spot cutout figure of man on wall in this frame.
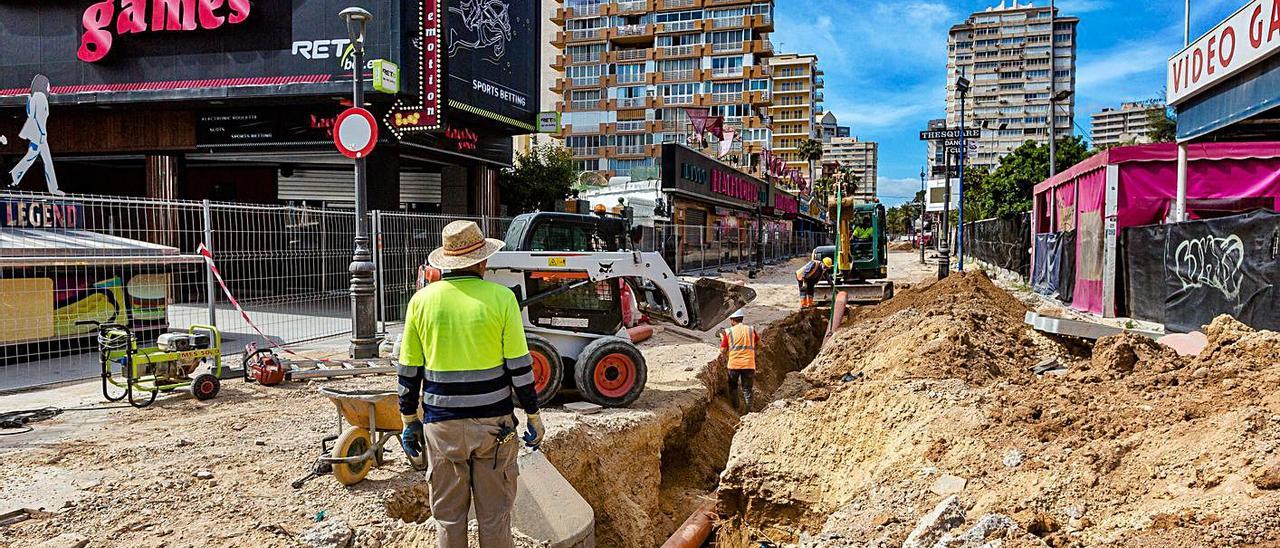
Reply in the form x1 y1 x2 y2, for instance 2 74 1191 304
8 75 63 196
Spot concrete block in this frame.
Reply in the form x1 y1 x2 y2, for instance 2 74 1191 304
514 450 596 548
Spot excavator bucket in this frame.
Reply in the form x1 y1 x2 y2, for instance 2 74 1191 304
684 278 757 331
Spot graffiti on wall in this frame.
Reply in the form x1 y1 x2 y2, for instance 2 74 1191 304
1173 234 1245 301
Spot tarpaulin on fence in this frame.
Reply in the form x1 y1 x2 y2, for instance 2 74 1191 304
1121 223 1167 324
1123 210 1280 332
1032 230 1076 301
965 214 1031 277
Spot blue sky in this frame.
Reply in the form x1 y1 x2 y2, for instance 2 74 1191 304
772 0 1246 206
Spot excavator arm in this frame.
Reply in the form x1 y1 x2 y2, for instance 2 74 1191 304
485 251 754 331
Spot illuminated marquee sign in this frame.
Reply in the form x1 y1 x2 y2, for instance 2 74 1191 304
386 0 445 137
1168 0 1280 104
78 0 252 62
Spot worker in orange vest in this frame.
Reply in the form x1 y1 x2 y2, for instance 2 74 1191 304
719 309 760 413
796 256 833 308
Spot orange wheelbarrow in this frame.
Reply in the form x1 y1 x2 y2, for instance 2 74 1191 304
292 388 429 487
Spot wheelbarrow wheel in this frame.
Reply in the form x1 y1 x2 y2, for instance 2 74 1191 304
331 427 374 486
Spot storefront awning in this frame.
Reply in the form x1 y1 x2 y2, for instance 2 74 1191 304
1177 54 1280 142
0 228 202 267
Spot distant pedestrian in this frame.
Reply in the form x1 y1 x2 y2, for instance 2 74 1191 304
719 309 760 413
398 220 542 548
795 256 832 308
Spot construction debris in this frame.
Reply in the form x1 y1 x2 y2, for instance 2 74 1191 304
716 271 1280 546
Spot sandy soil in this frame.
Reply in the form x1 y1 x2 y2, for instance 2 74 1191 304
0 257 828 548
715 270 1280 547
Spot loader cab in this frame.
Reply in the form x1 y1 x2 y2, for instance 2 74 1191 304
826 202 889 281
502 212 630 252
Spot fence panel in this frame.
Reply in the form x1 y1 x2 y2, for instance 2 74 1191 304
2 190 826 390
963 214 1032 278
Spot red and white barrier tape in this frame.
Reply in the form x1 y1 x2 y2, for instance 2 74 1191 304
197 243 320 361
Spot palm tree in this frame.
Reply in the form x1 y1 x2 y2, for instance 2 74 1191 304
797 138 824 192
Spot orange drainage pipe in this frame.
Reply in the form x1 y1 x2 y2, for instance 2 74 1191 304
662 500 717 548
823 290 848 345
627 324 654 343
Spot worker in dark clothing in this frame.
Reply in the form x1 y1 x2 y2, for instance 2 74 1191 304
399 220 541 548
719 309 760 413
795 256 832 308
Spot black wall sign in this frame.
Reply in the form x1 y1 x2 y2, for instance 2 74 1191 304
445 0 539 132
660 143 766 211
196 106 343 147
0 0 401 103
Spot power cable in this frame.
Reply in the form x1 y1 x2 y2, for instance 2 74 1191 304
0 404 132 436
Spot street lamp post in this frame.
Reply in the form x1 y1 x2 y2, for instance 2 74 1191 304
956 74 969 273
919 166 926 265
341 6 379 359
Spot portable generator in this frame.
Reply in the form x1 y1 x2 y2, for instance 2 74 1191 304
77 321 224 408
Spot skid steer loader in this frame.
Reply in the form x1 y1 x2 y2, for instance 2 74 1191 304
416 212 754 408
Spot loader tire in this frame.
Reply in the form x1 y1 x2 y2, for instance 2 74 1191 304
526 334 563 408
575 337 646 408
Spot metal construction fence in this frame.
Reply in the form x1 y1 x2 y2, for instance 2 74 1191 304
0 191 820 390
962 213 1032 278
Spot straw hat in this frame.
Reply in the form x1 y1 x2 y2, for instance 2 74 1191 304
428 220 505 269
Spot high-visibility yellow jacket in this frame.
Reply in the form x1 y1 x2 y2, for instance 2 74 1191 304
720 323 759 370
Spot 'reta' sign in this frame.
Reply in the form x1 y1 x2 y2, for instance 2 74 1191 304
79 0 252 63
1167 0 1280 105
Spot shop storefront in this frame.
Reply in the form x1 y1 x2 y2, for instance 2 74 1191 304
660 143 767 270
0 0 540 215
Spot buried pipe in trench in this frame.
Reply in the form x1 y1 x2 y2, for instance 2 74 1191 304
661 500 717 548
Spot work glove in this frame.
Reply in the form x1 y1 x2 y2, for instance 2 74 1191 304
401 415 424 459
522 413 544 449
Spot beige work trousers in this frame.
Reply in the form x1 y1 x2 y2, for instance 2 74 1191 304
424 416 520 548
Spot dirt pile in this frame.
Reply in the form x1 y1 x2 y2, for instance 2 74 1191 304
715 272 1280 547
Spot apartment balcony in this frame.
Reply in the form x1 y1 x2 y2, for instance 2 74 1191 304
614 120 649 133
554 3 605 23
814 76 825 88
747 90 771 105
609 48 653 62
708 0 750 5
711 41 746 54
568 99 607 111
657 69 696 83
658 20 701 33
746 64 771 79
656 44 700 59
774 86 810 95
709 66 744 79
560 51 604 66
710 16 746 30
612 72 651 85
657 94 696 107
609 23 655 43
615 0 653 14
711 91 744 104
563 28 606 43
658 0 699 9
570 146 602 157
616 95 654 109
658 119 683 132
814 91 824 103
750 39 774 56
750 13 773 31
614 144 649 157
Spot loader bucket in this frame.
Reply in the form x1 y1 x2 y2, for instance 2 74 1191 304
686 278 757 331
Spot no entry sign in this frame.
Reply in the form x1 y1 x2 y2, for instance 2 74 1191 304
334 107 378 159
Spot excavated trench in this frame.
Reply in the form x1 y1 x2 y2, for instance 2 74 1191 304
378 307 831 546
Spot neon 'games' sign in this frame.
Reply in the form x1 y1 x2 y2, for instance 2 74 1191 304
78 0 252 62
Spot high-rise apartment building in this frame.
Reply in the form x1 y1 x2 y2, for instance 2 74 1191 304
550 0 776 179
1090 101 1163 148
515 0 567 155
946 0 1077 173
768 53 823 174
823 136 878 201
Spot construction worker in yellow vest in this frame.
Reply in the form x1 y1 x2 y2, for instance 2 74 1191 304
719 309 760 413
796 256 833 308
